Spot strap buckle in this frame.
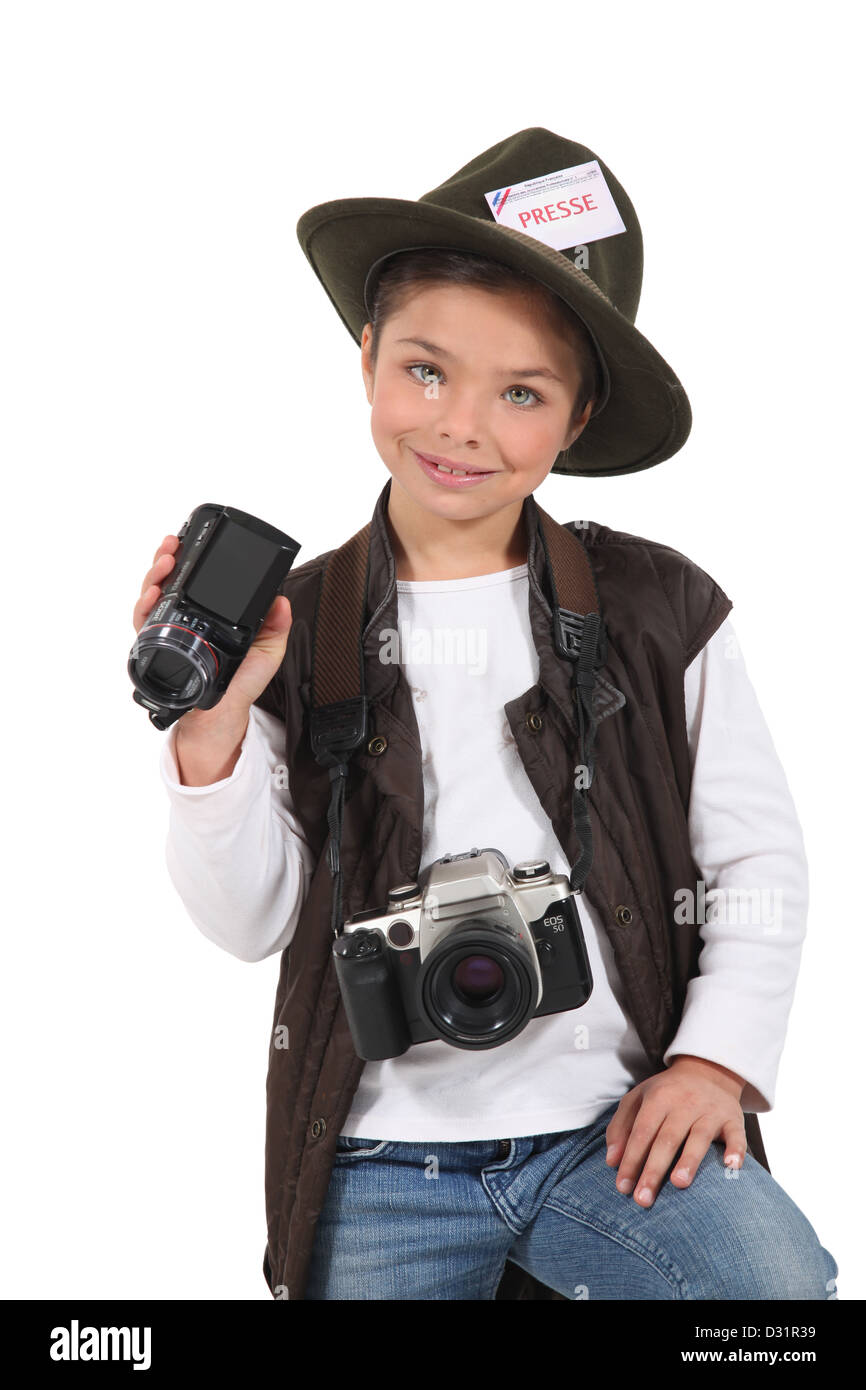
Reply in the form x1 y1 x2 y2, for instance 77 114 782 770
553 606 585 661
554 607 606 677
310 696 368 768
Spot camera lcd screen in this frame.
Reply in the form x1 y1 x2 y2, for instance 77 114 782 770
185 521 282 624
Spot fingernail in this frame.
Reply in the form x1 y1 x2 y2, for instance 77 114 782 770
636 1186 653 1204
674 1166 690 1181
606 1145 616 1163
617 1177 634 1194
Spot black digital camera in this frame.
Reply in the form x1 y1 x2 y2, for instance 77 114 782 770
128 502 300 730
332 848 593 1060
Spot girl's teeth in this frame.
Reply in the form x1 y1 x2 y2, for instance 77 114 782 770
436 462 468 476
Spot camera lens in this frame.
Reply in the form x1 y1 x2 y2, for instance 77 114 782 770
145 648 203 698
418 920 537 1050
452 955 504 1003
129 623 218 711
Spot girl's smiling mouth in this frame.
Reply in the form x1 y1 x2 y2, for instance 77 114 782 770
412 449 500 487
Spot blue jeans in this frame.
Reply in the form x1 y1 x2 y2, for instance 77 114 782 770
303 1100 838 1300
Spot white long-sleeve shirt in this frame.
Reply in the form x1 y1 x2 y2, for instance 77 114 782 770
160 563 808 1140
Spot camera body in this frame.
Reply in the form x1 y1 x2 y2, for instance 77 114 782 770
128 502 300 730
332 847 593 1060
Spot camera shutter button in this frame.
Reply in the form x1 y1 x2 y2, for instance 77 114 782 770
388 883 418 903
513 860 551 881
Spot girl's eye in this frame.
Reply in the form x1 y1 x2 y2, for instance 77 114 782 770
504 385 542 408
407 363 442 386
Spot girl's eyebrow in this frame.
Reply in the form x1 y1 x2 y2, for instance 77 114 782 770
394 336 564 385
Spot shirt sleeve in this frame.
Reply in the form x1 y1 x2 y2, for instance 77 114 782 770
661 616 809 1112
160 704 316 962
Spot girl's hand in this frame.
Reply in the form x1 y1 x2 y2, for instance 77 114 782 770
604 1054 747 1207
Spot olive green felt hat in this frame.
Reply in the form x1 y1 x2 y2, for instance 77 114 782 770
296 127 691 477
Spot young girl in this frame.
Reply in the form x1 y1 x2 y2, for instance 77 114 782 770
137 128 839 1301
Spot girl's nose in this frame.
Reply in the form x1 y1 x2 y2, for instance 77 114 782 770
429 389 485 445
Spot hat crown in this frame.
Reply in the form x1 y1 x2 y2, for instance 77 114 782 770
417 127 643 323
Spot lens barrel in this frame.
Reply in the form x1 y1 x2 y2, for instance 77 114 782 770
418 920 538 1049
128 619 219 711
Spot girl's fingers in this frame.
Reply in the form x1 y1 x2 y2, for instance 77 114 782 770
132 584 159 631
152 534 178 563
134 538 179 631
612 1100 665 1195
630 1116 699 1206
667 1121 718 1190
140 548 176 599
721 1117 748 1170
605 1087 642 1165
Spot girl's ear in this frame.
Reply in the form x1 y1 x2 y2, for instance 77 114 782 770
361 323 375 403
565 399 594 451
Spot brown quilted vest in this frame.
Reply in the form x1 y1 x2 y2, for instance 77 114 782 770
252 477 770 1302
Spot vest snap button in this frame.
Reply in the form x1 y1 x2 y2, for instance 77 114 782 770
310 1118 327 1139
614 905 633 926
367 735 387 756
526 711 543 732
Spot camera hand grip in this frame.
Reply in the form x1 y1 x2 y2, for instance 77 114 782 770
332 930 413 1061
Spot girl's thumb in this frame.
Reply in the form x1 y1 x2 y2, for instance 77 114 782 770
252 595 292 652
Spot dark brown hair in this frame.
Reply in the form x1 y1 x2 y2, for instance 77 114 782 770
366 247 602 429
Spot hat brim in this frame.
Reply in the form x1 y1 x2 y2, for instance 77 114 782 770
297 197 691 477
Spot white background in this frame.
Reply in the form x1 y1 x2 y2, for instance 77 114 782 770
2 0 861 1300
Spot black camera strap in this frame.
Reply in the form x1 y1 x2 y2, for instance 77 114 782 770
533 503 606 895
308 518 373 939
309 501 606 939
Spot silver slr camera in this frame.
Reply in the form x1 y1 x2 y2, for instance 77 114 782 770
332 847 593 1060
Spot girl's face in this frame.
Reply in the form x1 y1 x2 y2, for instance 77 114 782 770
360 283 592 522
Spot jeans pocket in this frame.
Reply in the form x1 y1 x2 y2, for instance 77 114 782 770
334 1135 394 1159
